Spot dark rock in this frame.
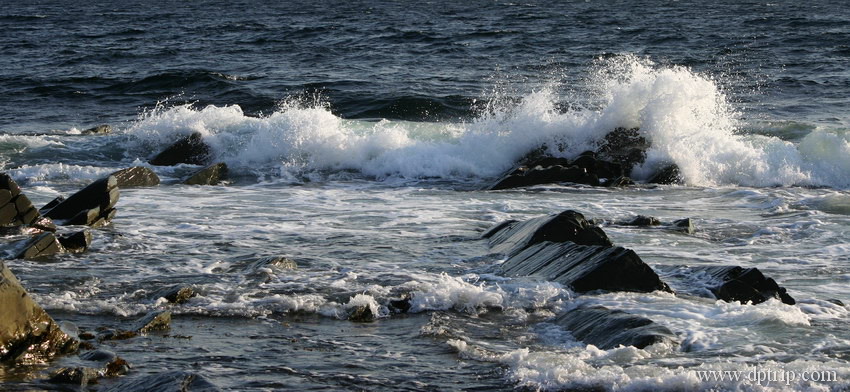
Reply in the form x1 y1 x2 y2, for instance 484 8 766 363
111 166 160 188
78 332 95 340
597 127 649 173
485 210 612 256
0 177 46 227
554 306 677 349
133 310 172 333
671 218 695 234
14 232 65 259
388 294 413 313
58 230 92 254
490 165 599 190
827 299 845 307
347 305 376 322
0 173 22 198
689 266 795 305
80 349 117 362
43 176 119 227
572 154 624 179
48 366 100 386
97 330 138 341
101 371 222 392
39 196 65 213
0 261 78 363
149 132 211 166
500 241 672 294
648 164 683 185
81 124 112 135
104 357 130 377
624 215 661 226
152 285 196 304
183 162 228 185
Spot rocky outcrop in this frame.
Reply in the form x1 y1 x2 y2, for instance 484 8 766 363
647 164 682 185
81 124 112 135
14 232 65 259
42 176 119 227
0 173 52 230
484 210 612 256
0 261 78 363
183 162 228 185
151 285 196 304
149 132 211 166
554 306 677 349
688 266 795 305
101 371 222 392
111 167 160 188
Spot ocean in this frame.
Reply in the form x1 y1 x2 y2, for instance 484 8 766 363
1 0 849 390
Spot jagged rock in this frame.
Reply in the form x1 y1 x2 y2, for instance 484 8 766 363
0 174 47 228
151 285 196 304
671 218 695 234
43 176 119 227
14 232 65 259
689 266 795 305
484 210 612 256
490 165 597 190
101 371 222 392
183 162 228 185
0 261 78 363
347 306 376 322
133 310 172 333
500 241 672 294
48 366 100 386
554 306 677 349
648 163 683 185
81 124 112 135
597 127 649 173
58 230 92 254
149 132 211 166
0 173 22 198
624 215 661 226
111 167 160 188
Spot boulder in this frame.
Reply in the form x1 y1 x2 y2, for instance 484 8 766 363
0 173 47 228
43 176 119 226
57 230 92 254
0 261 78 363
597 127 649 173
111 167 160 188
671 218 695 234
14 232 65 259
484 210 612 256
689 266 795 305
623 215 661 226
48 366 100 386
554 306 677 349
151 285 196 304
81 124 112 135
183 162 228 185
489 165 597 190
500 241 672 294
101 371 221 392
648 164 683 185
133 310 172 333
347 305 376 322
149 132 211 166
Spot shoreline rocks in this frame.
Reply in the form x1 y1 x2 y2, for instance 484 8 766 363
111 167 160 188
149 132 211 166
555 306 677 349
43 176 119 227
687 266 795 305
183 162 228 185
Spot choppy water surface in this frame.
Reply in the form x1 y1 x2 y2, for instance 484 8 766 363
1 0 849 391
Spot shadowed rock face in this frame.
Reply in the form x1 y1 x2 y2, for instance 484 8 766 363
183 162 228 185
14 232 65 259
101 371 222 392
500 241 673 293
690 266 795 305
554 306 677 349
0 173 51 229
111 167 160 188
484 210 612 256
43 176 119 226
149 132 211 166
0 261 78 364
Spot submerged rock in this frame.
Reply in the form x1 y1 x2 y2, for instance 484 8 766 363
151 285 196 304
183 162 228 185
690 266 795 305
48 366 100 386
133 310 172 333
500 241 673 294
0 261 78 363
554 306 677 349
14 232 65 259
81 124 112 135
43 176 119 226
149 132 211 166
347 305 376 322
484 210 612 256
111 166 160 188
101 371 221 392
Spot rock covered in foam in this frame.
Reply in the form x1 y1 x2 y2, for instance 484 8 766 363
183 162 228 185
43 176 119 227
0 261 78 363
149 132 211 166
111 166 160 188
555 306 677 349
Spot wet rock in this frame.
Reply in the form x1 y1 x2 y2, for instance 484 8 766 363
689 266 795 305
490 165 597 190
623 215 661 226
80 349 117 362
101 371 222 392
388 296 413 313
152 285 196 304
43 176 119 227
347 306 376 322
81 124 112 135
500 241 672 294
183 162 228 185
111 166 160 188
48 366 100 386
149 132 211 166
78 331 95 340
648 163 683 185
827 299 845 307
104 357 130 377
14 232 65 259
554 306 677 349
39 196 65 213
597 127 649 173
671 218 695 234
604 176 635 187
0 174 47 228
58 230 92 254
97 330 138 341
0 261 78 363
133 310 172 333
484 210 612 256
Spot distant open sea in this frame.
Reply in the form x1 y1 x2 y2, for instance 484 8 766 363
1 0 849 390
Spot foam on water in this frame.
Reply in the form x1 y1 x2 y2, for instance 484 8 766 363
116 56 850 188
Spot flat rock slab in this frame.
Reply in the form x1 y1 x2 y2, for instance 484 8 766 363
484 210 612 256
0 173 46 228
183 162 228 185
14 232 65 259
133 310 172 333
101 371 221 392
554 306 677 349
500 241 672 294
687 266 795 305
149 132 211 166
43 176 119 226
111 167 160 188
0 261 78 363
